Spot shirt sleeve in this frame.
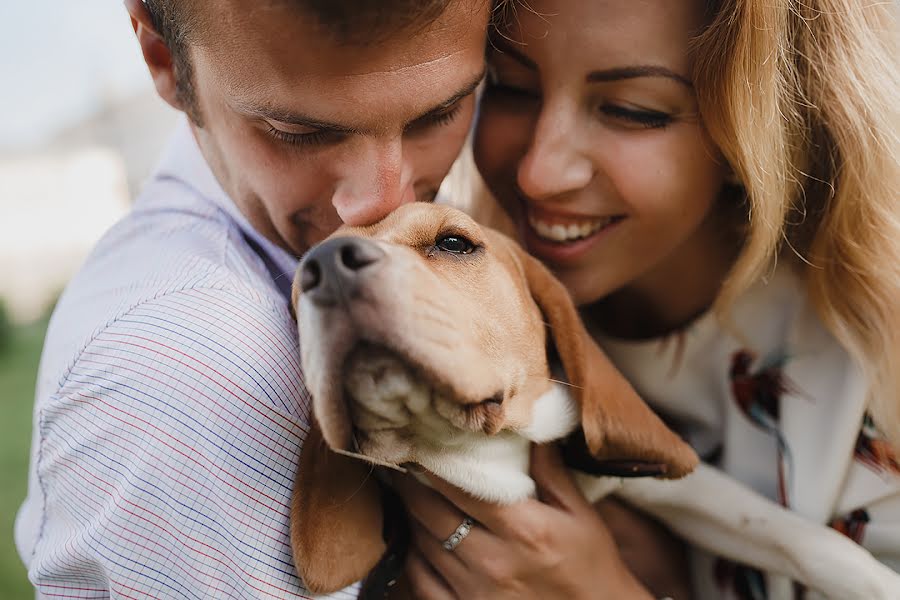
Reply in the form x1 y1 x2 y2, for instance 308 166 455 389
26 286 359 599
830 414 900 573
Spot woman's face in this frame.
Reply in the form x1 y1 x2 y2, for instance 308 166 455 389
474 0 728 307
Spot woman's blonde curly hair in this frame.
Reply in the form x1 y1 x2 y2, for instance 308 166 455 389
693 0 900 442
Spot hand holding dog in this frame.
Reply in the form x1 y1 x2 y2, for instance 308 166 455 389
393 443 654 599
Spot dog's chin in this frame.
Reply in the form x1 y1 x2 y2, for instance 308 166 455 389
339 343 507 466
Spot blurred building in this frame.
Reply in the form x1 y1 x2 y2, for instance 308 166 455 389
0 90 179 324
44 88 180 197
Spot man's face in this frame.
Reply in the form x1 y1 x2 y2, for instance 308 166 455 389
186 0 490 256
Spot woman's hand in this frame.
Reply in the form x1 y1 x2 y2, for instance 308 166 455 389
595 497 692 600
391 443 654 599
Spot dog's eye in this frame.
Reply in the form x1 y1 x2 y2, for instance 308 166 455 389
435 235 475 254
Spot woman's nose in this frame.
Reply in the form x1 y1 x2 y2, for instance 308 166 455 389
516 103 593 201
332 137 415 227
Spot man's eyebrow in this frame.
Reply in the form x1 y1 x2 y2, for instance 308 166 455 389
587 66 693 88
233 68 486 135
234 102 362 134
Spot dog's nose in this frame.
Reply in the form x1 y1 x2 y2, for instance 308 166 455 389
299 237 386 306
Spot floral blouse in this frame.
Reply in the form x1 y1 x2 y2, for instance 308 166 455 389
594 265 900 600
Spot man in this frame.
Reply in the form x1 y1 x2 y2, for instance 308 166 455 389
15 0 491 597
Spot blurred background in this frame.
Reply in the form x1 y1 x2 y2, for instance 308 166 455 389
0 2 179 596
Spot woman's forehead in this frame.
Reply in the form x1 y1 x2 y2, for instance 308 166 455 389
494 0 707 63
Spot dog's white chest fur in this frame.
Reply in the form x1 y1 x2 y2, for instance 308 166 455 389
344 350 583 503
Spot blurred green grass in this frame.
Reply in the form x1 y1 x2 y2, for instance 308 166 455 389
1 317 47 599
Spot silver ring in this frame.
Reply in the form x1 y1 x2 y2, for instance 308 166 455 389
441 517 475 551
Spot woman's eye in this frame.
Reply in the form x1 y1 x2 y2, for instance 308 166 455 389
435 235 476 254
599 104 673 129
484 79 541 101
484 66 541 101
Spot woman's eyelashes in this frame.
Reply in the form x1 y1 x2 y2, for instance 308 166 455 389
484 66 541 100
485 77 540 98
598 104 673 129
485 76 673 130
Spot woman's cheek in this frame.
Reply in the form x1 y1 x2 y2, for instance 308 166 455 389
609 135 696 214
474 106 531 179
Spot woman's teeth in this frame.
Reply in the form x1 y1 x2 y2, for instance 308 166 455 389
528 215 616 243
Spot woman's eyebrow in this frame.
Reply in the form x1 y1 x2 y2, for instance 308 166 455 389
587 66 693 88
490 36 692 89
489 37 537 70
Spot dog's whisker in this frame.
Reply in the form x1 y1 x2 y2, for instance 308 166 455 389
335 463 377 507
523 372 584 391
548 377 583 390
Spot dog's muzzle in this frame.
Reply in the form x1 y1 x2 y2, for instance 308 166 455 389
299 236 386 307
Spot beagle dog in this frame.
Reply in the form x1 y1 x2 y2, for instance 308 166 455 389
290 203 900 599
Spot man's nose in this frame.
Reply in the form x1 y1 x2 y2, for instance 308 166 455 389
332 138 414 227
517 102 593 200
299 236 386 307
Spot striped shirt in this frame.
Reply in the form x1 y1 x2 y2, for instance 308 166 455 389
15 119 359 599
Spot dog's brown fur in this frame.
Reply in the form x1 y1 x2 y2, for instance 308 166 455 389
290 203 698 594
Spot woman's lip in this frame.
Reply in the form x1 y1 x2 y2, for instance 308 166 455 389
524 203 614 225
527 213 621 242
520 209 625 264
519 200 626 264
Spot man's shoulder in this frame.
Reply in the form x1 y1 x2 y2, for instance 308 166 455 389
40 178 297 392
56 283 302 397
39 278 303 419
85 178 255 285
72 176 286 308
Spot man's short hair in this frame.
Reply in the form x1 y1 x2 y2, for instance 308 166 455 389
143 0 478 125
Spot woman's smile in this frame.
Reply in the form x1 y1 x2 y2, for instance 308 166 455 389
521 200 627 264
473 0 729 308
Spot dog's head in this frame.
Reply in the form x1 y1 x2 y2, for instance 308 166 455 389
290 203 697 593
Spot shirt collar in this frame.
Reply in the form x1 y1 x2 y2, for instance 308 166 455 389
154 117 299 282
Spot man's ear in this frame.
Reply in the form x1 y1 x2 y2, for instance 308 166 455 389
506 239 698 478
291 422 386 593
123 0 180 111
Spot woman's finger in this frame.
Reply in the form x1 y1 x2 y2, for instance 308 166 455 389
393 474 479 538
392 474 501 559
409 519 472 596
405 548 458 600
414 470 549 539
530 442 590 513
595 498 692 599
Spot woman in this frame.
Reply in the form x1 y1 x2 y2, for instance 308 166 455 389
396 0 900 598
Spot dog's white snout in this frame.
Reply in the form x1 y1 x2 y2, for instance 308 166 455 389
344 348 433 428
299 236 386 307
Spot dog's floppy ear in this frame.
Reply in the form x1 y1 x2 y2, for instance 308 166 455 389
506 240 698 478
291 421 386 593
